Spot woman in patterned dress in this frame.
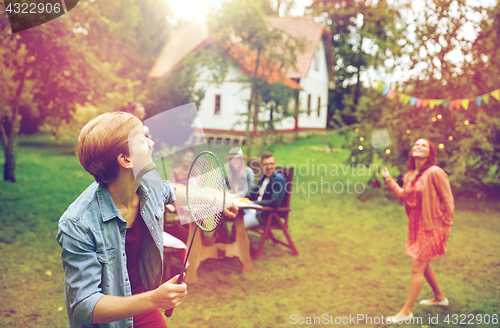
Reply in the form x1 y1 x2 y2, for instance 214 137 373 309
381 138 454 322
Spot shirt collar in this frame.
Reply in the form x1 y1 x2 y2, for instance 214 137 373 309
96 183 150 222
262 171 277 181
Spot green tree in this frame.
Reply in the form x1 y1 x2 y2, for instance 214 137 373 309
309 0 408 126
344 0 500 190
0 0 175 182
207 0 304 158
0 9 118 182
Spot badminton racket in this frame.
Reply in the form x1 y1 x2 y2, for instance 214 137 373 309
371 128 392 150
165 151 226 317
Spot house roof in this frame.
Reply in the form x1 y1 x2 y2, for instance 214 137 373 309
267 15 332 79
219 42 302 90
149 16 333 88
148 22 209 79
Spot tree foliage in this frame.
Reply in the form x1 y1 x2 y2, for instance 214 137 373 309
338 0 500 190
309 0 408 126
0 3 124 181
0 0 176 181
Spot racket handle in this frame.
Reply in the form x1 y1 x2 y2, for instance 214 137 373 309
164 308 174 318
164 272 186 317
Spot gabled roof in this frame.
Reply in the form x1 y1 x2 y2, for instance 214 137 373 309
149 22 209 79
267 15 332 79
220 42 302 90
149 15 334 88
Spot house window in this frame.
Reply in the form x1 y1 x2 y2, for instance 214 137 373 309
317 97 321 117
214 94 221 115
307 94 311 115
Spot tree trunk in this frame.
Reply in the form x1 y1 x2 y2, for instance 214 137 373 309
294 89 299 140
245 45 263 160
353 34 364 106
3 139 15 182
2 65 27 182
258 104 274 156
353 18 365 107
0 120 15 182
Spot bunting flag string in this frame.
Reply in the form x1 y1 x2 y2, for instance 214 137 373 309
373 80 500 111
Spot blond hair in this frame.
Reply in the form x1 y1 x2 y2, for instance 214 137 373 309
78 112 141 184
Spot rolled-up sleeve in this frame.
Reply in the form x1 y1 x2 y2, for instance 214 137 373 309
163 180 177 205
56 219 105 327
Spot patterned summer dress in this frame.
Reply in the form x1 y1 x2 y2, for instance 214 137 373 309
404 176 446 261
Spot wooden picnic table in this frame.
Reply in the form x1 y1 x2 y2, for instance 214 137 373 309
184 199 261 283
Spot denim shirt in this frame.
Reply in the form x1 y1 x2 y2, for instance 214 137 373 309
245 171 286 208
56 170 176 328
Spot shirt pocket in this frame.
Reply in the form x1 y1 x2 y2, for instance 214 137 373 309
97 246 116 263
97 246 116 288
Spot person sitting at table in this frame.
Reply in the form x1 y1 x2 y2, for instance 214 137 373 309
165 148 196 243
243 152 286 229
169 148 195 185
227 147 254 197
167 147 195 223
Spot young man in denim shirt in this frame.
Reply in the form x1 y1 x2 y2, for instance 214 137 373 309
243 152 287 228
56 112 237 327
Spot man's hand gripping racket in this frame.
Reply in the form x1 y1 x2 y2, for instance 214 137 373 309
165 151 236 317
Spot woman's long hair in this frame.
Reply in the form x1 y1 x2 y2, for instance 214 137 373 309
229 156 245 179
407 138 436 182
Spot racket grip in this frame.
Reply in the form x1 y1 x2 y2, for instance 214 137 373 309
164 308 174 317
164 273 185 318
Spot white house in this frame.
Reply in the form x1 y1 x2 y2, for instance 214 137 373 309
149 15 335 146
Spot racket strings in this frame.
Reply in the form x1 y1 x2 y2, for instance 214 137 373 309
187 153 225 231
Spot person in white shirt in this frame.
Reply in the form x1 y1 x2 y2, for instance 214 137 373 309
243 152 287 228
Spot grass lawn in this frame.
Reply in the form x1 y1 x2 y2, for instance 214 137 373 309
1 133 499 327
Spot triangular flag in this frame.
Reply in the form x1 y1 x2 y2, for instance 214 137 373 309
442 101 447 108
454 101 461 110
460 99 469 110
387 90 397 100
429 100 436 109
410 97 417 106
399 93 406 103
416 98 422 108
422 99 429 108
403 96 411 105
378 84 385 92
475 97 482 106
491 89 500 101
482 94 490 104
382 86 389 96
436 100 444 106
